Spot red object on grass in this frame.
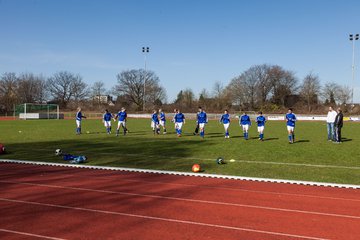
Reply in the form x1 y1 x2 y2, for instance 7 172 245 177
0 143 5 154
192 164 201 172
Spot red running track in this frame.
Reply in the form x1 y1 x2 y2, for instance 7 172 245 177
0 162 359 240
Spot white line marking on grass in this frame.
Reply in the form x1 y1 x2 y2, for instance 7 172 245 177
0 197 329 240
2 180 359 220
1 159 359 189
0 228 66 240
98 153 360 170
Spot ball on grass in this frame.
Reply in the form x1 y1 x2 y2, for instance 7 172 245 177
216 157 225 164
229 159 235 162
55 149 62 156
192 164 201 173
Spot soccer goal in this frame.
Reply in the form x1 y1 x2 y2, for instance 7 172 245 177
16 103 63 120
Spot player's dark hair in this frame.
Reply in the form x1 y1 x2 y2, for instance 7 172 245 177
258 111 262 115
288 108 293 111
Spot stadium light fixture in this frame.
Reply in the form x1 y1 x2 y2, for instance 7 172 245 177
142 47 150 111
350 34 359 105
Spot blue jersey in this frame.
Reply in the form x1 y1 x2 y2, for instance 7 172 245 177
240 114 251 125
220 114 230 124
256 116 266 127
117 111 127 121
76 111 83 121
151 113 159 123
286 113 296 127
160 112 166 121
197 111 208 124
174 113 185 123
103 112 112 121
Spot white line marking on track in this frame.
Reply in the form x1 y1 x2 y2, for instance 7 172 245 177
0 198 329 240
0 228 66 240
1 180 359 220
3 168 359 203
1 159 360 189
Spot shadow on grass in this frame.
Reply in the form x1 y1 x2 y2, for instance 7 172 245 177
2 136 214 171
293 140 310 143
263 138 279 141
341 138 352 142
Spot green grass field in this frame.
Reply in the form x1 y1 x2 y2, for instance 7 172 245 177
0 118 359 185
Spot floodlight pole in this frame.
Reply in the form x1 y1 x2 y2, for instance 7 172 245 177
350 34 359 105
142 47 150 112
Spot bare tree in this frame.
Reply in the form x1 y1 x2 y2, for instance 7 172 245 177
72 78 89 102
17 73 47 103
182 88 195 108
91 81 107 106
300 73 321 112
322 82 339 105
269 66 298 107
335 85 351 105
47 71 87 107
0 72 18 112
254 64 272 105
227 74 247 108
239 68 258 109
114 69 166 111
212 81 225 110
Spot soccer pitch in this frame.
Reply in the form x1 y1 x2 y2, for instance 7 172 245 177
0 118 359 185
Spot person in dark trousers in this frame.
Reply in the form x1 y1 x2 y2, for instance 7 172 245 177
193 108 200 135
334 108 343 143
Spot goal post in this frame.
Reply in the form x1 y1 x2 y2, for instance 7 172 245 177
15 103 63 120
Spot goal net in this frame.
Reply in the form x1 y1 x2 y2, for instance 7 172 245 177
15 103 62 120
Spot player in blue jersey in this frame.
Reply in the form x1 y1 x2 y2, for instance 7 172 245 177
173 109 185 137
196 107 208 138
220 110 230 138
159 108 167 134
103 109 113 134
285 108 297 143
239 112 251 140
151 109 160 135
256 111 266 141
114 107 128 136
75 107 86 135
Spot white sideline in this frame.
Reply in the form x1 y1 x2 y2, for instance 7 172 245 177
0 159 359 189
0 228 66 240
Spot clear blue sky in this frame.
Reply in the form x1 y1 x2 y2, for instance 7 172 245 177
0 0 359 102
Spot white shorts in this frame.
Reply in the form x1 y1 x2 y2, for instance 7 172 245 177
242 124 249 132
257 126 264 133
160 120 166 127
76 120 81 128
104 121 111 127
223 123 230 131
118 121 126 128
287 126 295 132
151 121 159 129
198 123 206 129
175 122 183 130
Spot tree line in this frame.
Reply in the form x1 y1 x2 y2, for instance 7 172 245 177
0 64 354 114
174 64 353 113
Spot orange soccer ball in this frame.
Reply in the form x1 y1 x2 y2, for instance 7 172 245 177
192 164 201 173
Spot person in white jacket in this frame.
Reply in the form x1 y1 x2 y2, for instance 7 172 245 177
326 106 337 141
